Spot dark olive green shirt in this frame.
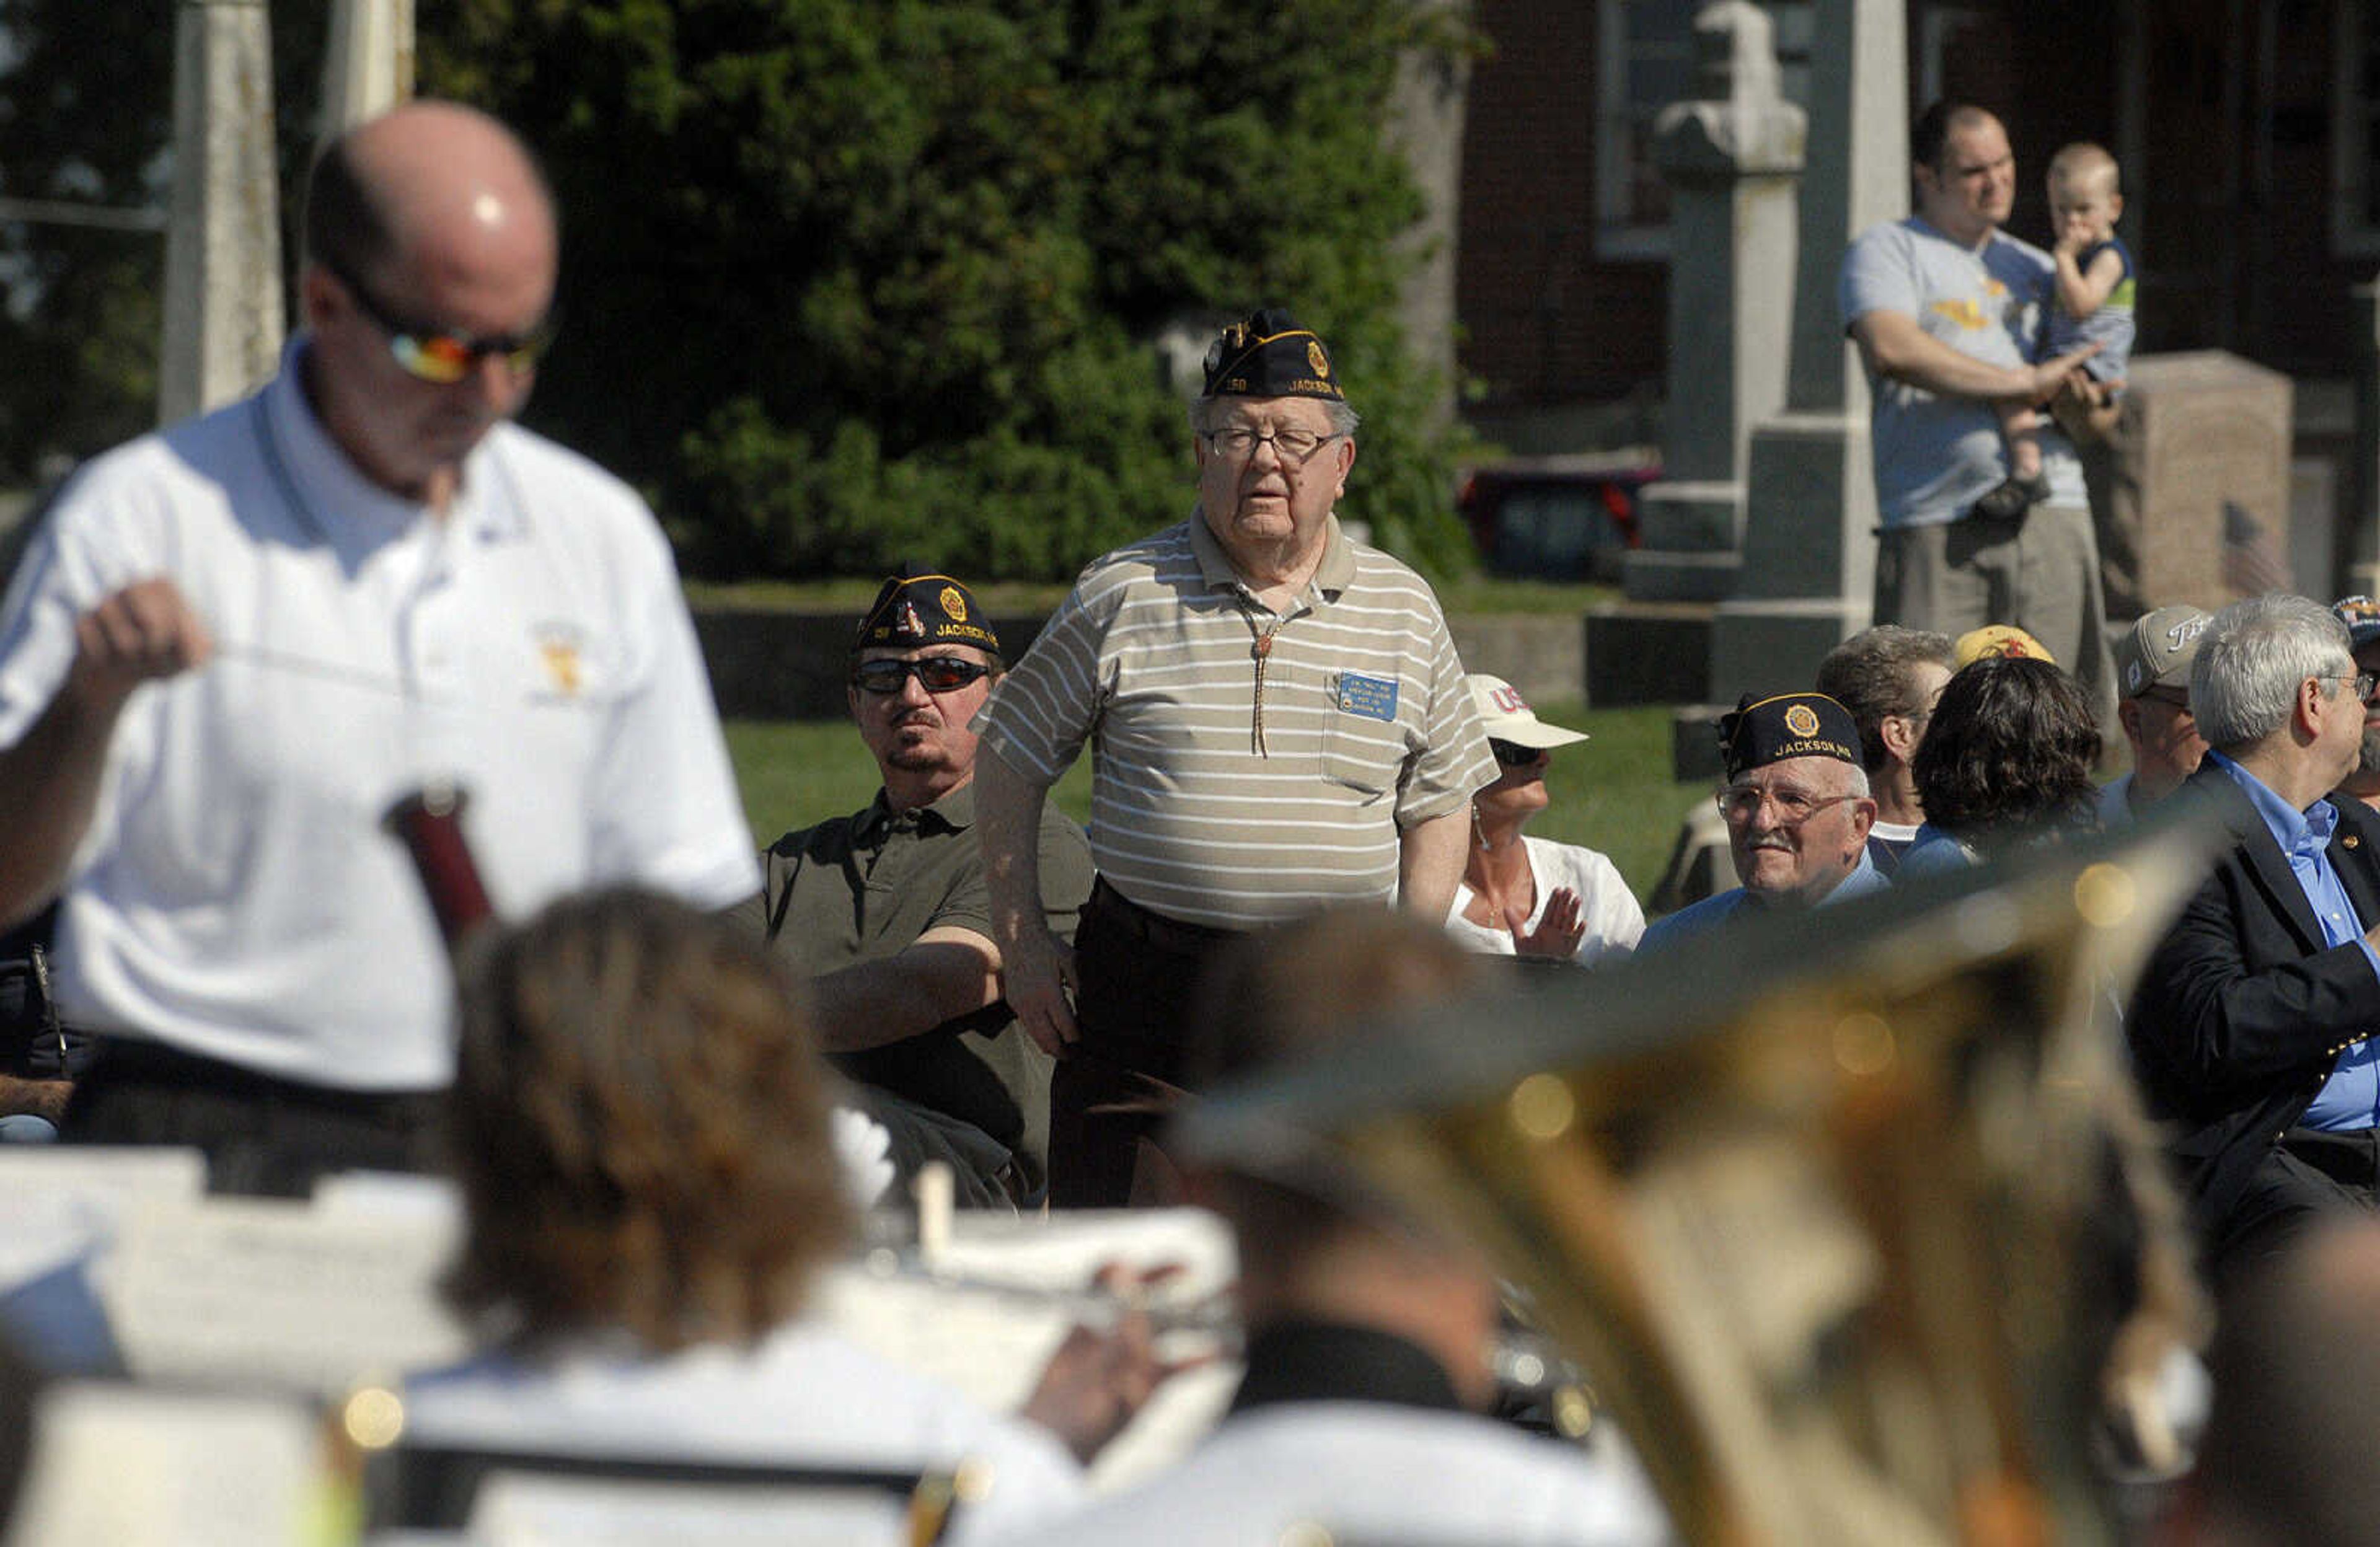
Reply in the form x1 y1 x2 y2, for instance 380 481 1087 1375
747 782 1091 1189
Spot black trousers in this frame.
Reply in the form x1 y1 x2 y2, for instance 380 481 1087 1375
1047 879 1240 1207
2211 1126 2380 1286
63 1037 440 1198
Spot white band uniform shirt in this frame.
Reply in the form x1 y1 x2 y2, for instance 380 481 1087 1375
1021 1400 1672 1547
0 342 760 1090
401 1320 1083 1546
974 513 1494 930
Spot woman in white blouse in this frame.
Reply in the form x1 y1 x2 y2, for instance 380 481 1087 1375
1445 676 1644 966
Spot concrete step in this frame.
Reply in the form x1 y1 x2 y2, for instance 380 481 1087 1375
1623 549 1744 602
1584 602 1715 707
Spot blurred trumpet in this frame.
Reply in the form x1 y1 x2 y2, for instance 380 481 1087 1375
1182 799 2229 1545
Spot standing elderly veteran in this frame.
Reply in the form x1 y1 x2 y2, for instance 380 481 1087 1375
2129 594 2380 1281
0 102 757 1194
1636 692 1884 954
974 308 1495 1207
744 568 1092 1207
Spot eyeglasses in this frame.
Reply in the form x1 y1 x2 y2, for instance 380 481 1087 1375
1716 784 1859 825
325 256 557 385
2317 671 2380 705
1203 426 1346 467
1489 739 1543 767
850 656 996 695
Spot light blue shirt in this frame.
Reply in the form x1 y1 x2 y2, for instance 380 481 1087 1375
2206 751 2380 1128
1636 847 1888 956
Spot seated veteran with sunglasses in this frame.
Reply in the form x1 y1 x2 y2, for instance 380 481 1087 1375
743 571 1093 1209
0 102 757 1194
1447 675 1642 966
1636 692 1887 954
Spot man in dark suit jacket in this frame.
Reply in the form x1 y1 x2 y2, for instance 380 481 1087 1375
2130 594 2380 1280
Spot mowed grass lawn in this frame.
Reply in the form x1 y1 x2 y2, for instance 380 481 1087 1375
727 700 1706 906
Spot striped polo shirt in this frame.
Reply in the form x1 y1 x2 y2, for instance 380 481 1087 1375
975 511 1494 930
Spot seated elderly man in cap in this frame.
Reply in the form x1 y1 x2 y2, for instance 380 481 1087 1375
744 570 1093 1208
2331 595 2380 817
1636 692 1884 954
2129 594 2380 1282
2099 604 2210 825
974 309 1492 1207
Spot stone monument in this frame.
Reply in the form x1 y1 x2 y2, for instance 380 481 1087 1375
323 0 417 138
1704 0 1908 700
1386 0 1471 426
2111 352 2296 610
1623 2 1806 604
159 0 284 423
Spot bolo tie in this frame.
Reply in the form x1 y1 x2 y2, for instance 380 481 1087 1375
1240 601 1290 757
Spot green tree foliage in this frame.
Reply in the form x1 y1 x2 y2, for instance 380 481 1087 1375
423 0 1478 581
0 0 327 478
0 1 1476 584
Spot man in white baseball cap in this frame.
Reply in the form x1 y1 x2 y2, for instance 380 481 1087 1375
2100 604 2210 824
1446 675 1643 966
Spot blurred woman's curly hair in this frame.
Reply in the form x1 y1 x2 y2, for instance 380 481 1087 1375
1913 654 2102 852
443 887 852 1353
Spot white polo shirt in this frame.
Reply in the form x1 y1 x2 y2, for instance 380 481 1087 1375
0 343 759 1088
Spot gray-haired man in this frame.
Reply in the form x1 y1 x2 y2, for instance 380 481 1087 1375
2130 594 2380 1280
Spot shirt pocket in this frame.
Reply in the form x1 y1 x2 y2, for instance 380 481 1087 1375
1320 669 1403 800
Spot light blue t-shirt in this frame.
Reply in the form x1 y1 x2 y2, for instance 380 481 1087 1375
1839 216 2086 527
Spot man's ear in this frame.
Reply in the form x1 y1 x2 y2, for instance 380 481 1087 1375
298 262 341 333
847 684 862 724
2297 676 2331 738
2116 698 2144 747
1846 798 1877 847
1879 713 1920 763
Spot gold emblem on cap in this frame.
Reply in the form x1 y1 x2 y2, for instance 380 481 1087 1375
940 585 967 622
1784 702 1820 738
1307 339 1329 377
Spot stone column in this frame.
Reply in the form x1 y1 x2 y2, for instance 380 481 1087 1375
158 0 284 424
1385 1 1470 425
1704 0 1908 700
322 0 416 139
1622 2 1806 603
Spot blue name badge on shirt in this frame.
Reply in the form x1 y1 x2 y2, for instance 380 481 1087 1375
1335 671 1399 722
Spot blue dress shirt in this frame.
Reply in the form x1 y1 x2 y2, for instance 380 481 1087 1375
2206 750 2380 1129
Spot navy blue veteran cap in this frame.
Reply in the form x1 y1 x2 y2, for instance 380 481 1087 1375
2335 594 2380 650
1719 692 1863 782
853 566 1002 658
1201 308 1344 402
